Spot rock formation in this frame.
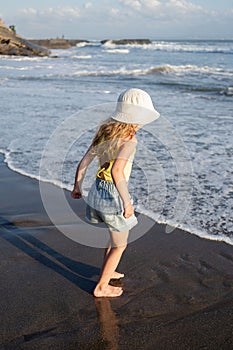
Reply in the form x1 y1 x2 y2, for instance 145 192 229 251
0 21 50 56
29 39 89 49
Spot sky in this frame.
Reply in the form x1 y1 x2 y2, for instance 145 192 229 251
1 0 233 40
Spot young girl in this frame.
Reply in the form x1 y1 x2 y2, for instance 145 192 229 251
71 88 160 297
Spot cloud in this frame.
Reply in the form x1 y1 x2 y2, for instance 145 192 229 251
8 1 233 39
84 2 92 10
19 6 81 19
109 8 120 16
120 0 206 17
120 0 142 11
14 1 229 26
165 0 204 14
139 0 161 10
20 8 37 15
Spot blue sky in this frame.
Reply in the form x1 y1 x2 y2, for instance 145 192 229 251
1 0 233 39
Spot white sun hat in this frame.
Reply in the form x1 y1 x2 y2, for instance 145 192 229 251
111 88 160 125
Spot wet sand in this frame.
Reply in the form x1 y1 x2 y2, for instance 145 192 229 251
0 153 233 349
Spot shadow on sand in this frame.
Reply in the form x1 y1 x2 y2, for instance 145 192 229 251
0 216 99 294
0 216 121 349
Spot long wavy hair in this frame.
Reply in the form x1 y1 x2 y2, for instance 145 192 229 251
91 118 136 162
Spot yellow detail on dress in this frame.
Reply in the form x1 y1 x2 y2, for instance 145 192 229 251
96 160 114 182
96 151 135 182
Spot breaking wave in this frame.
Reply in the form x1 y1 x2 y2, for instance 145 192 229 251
40 64 233 78
103 40 233 54
103 48 130 54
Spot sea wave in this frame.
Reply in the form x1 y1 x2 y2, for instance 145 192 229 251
75 42 90 48
103 40 233 54
2 60 232 78
222 87 233 96
146 42 233 54
0 55 48 61
76 41 100 47
0 65 50 71
136 204 233 246
71 55 92 59
147 64 233 76
103 49 130 54
9 64 232 90
41 64 233 78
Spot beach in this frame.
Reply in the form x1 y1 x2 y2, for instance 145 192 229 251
1 153 233 349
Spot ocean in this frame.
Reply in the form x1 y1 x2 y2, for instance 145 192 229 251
0 39 233 245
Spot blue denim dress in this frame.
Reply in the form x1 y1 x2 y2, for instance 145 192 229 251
86 178 138 232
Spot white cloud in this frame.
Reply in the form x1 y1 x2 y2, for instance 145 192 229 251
165 0 204 14
19 6 81 19
120 0 142 11
110 8 120 16
141 0 161 9
10 1 232 39
20 7 37 15
119 0 205 16
84 2 92 10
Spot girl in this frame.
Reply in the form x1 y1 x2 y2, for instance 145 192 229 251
71 88 160 297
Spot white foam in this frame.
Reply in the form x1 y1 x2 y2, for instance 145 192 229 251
222 87 233 96
102 40 150 50
138 41 233 54
102 40 116 48
135 204 233 246
0 56 48 61
0 148 66 189
0 65 35 71
66 64 232 77
72 66 140 76
103 49 130 54
72 55 92 59
102 40 233 54
146 64 233 76
75 42 90 48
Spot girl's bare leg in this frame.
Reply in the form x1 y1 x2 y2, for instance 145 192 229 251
104 242 125 279
94 230 129 298
104 243 111 259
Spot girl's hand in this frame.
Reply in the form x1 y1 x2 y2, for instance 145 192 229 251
71 188 82 199
123 203 134 218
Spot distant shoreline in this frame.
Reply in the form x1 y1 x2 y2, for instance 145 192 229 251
29 38 90 49
29 38 153 49
28 37 233 50
1 24 232 57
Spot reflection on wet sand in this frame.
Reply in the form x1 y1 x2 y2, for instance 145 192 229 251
94 297 119 350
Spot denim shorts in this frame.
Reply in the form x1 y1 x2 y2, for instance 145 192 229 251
85 178 138 232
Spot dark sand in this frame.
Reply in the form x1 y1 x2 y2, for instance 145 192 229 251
0 153 233 350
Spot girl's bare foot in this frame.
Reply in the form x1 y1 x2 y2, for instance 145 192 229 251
93 284 123 298
111 271 125 279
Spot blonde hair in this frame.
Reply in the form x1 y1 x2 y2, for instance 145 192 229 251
91 118 136 161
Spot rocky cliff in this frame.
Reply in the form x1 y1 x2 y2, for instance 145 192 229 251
0 23 50 56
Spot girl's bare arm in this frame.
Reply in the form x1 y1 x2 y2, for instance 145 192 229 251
71 146 96 198
111 137 137 218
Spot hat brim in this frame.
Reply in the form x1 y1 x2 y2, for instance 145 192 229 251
111 102 160 125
